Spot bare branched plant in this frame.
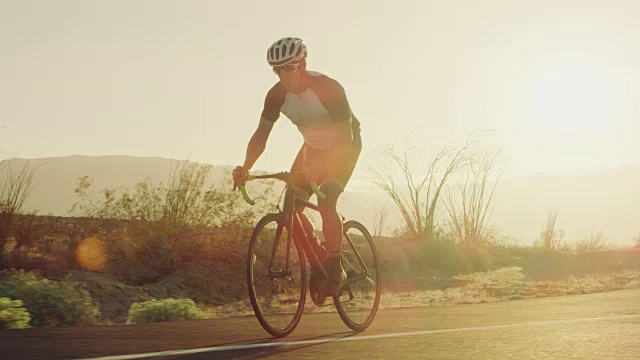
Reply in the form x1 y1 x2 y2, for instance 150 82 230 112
537 210 565 250
366 137 476 242
372 204 389 237
444 148 505 246
0 159 37 266
576 223 607 253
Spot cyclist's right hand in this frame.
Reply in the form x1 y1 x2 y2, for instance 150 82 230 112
232 165 249 191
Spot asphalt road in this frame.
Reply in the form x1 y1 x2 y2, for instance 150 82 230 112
1 289 639 360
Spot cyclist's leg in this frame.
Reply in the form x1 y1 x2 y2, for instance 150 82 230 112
287 144 315 240
316 181 347 295
318 141 361 295
292 190 314 240
319 141 362 247
316 181 344 253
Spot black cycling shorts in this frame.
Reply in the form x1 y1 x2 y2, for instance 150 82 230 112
290 140 361 194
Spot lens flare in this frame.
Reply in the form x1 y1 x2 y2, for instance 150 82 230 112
76 237 107 271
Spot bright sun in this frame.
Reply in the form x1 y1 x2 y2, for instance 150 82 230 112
530 63 618 137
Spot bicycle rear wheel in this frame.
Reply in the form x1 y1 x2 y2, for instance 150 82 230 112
247 213 306 337
334 220 381 331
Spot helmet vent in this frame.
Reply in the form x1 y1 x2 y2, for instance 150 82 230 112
266 37 307 66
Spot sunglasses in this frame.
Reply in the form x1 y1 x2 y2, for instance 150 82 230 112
272 62 301 76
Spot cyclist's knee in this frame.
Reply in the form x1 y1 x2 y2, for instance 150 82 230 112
318 199 338 217
317 184 341 215
284 186 311 213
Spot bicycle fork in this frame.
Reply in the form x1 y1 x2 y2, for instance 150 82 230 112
265 221 292 279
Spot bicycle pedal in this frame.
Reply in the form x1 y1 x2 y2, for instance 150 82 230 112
338 289 356 303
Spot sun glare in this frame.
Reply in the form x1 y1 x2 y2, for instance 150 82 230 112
76 237 107 271
529 63 618 137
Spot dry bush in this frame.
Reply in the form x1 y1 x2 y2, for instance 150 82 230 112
366 137 476 242
2 216 104 271
0 160 37 268
372 205 389 237
535 210 567 250
70 160 275 284
575 224 607 254
72 160 272 228
444 147 504 246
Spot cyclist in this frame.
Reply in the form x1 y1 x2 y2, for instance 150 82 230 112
233 37 362 297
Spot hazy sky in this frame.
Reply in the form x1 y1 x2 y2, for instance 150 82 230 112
3 0 640 189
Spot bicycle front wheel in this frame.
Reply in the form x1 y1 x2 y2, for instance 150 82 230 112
247 213 306 337
334 220 381 331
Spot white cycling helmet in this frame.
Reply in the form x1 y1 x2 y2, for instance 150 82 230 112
267 37 307 67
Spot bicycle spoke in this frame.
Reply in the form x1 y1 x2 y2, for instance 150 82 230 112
333 220 381 331
248 214 306 337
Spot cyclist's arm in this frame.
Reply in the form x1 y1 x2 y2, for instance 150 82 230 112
243 83 284 170
326 118 352 148
242 117 274 170
312 75 359 147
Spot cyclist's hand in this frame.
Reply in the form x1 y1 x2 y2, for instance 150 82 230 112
232 166 249 191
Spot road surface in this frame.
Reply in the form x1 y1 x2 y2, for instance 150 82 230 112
1 289 639 359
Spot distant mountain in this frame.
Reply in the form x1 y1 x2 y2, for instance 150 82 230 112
2 156 639 246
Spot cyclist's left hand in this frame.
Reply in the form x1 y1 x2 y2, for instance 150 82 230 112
232 166 249 191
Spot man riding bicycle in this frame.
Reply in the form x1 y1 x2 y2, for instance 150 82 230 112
233 37 362 297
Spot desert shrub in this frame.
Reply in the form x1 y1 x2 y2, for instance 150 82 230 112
424 239 470 274
0 159 38 267
487 245 532 269
497 245 538 258
0 270 101 327
404 226 500 276
0 297 31 329
461 245 494 272
405 237 469 275
71 161 275 281
102 221 182 283
575 225 607 254
126 298 206 324
101 221 252 285
1 215 92 271
535 210 566 250
71 161 274 228
518 250 587 280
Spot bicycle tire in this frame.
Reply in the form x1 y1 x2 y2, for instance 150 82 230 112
333 220 381 331
247 213 306 337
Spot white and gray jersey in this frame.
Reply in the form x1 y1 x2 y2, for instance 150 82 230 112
261 71 361 150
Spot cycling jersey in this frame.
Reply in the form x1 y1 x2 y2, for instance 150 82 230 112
261 71 361 150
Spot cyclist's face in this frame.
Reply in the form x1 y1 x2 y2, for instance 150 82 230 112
274 64 304 92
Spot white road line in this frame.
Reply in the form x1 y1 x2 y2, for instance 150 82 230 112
74 314 640 360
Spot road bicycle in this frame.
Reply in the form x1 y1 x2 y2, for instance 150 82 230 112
238 171 381 337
